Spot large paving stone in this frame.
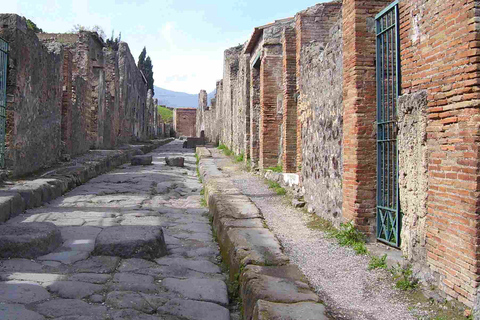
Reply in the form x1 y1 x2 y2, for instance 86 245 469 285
0 303 45 320
223 228 289 279
131 155 153 166
47 281 103 299
105 291 155 313
0 282 51 304
240 265 319 320
93 226 167 259
38 251 90 265
161 278 228 306
34 299 107 318
60 226 102 252
110 309 164 320
0 222 62 259
158 299 230 320
253 300 329 320
155 257 221 274
68 273 111 284
71 256 120 273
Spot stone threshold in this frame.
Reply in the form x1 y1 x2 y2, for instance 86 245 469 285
196 146 331 320
0 138 174 224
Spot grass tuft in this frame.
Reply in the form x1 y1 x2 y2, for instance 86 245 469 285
267 180 286 195
266 165 283 173
328 221 368 255
368 254 388 270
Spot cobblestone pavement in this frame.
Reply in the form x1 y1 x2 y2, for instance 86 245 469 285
0 140 230 320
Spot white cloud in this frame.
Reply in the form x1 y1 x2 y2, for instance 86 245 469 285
160 22 174 48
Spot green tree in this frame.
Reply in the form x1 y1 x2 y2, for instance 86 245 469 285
137 47 154 95
106 30 121 51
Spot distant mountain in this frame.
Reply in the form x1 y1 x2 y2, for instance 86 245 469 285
154 86 216 108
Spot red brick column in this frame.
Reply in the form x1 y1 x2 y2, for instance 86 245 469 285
282 27 297 173
341 0 392 235
260 55 283 169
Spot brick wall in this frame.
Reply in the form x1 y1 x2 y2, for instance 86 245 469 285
398 0 480 307
174 108 197 137
341 0 392 236
282 26 297 173
259 54 283 169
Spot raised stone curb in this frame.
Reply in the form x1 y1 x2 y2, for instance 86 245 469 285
197 147 330 320
0 138 173 224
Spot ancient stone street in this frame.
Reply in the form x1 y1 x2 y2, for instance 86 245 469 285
0 140 230 320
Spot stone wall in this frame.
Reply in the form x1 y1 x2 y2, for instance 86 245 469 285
398 90 428 262
118 42 148 142
298 10 343 226
1 13 157 177
0 14 63 176
173 108 196 137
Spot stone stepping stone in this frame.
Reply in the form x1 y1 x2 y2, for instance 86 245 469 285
165 157 185 167
0 222 62 259
131 155 153 166
93 226 167 259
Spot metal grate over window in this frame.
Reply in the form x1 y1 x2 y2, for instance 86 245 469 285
376 1 401 248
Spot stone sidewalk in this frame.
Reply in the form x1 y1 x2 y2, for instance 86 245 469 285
0 140 230 320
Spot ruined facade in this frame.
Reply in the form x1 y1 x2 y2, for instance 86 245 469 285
0 14 161 177
197 0 480 308
173 108 196 137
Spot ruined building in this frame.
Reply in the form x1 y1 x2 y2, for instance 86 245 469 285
173 108 197 138
197 0 480 309
0 14 163 177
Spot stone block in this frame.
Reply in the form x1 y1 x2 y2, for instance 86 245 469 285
165 156 185 167
223 227 289 279
241 265 319 320
93 226 167 259
0 222 62 258
196 146 212 159
131 155 153 166
253 300 329 320
0 195 12 223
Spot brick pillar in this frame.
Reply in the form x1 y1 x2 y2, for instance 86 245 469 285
61 50 73 155
250 66 261 167
259 54 283 169
342 0 392 235
282 27 297 173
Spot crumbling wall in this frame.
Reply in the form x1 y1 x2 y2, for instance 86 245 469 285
299 12 343 226
197 90 207 137
104 48 120 149
118 42 148 143
398 90 428 262
0 15 63 176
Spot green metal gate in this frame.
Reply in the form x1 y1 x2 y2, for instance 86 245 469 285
376 1 401 247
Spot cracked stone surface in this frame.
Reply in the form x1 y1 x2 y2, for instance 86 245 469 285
0 140 229 319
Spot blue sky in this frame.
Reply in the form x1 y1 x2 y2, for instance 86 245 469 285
3 0 329 94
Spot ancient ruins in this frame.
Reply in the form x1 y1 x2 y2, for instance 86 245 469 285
197 0 480 310
0 14 169 177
